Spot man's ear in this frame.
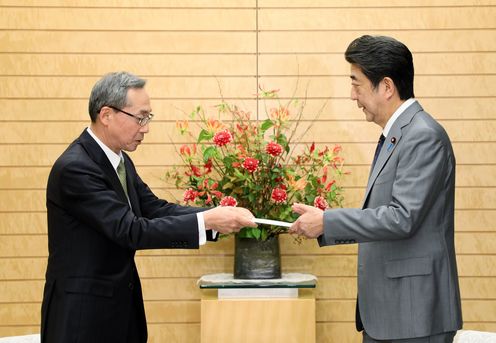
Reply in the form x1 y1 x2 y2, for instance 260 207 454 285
382 77 396 99
98 106 112 126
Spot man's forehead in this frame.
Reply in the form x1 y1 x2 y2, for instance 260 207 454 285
350 65 365 80
126 88 151 105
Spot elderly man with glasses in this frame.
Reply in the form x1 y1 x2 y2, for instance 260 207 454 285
40 72 257 343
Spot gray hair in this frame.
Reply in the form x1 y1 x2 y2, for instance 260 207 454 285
88 71 147 122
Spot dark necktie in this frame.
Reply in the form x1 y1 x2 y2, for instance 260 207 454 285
117 158 128 196
372 134 386 169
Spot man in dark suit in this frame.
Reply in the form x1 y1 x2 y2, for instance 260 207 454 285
289 36 462 342
41 72 257 343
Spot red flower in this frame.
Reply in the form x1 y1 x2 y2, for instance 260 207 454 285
318 166 328 185
333 145 342 154
318 146 329 157
325 180 336 191
205 194 213 205
183 189 197 203
179 145 191 156
220 196 238 207
242 157 259 173
314 196 329 210
190 165 202 177
204 159 213 174
309 142 315 154
213 129 233 147
271 187 287 204
212 191 223 199
266 141 283 157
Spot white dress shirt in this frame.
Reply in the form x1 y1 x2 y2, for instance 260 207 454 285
382 98 416 137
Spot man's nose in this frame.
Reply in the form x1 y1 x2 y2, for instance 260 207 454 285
350 87 358 100
140 122 150 133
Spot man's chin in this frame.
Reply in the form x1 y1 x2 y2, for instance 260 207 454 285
123 143 140 152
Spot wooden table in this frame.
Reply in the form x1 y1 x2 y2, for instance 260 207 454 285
199 273 316 343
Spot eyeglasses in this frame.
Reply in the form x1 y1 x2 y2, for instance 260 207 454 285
107 105 154 127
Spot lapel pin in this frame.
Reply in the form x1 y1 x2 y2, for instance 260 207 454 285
387 137 397 152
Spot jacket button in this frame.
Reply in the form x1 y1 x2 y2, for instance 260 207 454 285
128 282 134 290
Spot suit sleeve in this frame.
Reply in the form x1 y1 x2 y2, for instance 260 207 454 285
52 158 202 250
134 172 205 218
320 124 453 245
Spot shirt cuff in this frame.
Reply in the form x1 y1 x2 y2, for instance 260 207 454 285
197 212 207 245
197 212 218 245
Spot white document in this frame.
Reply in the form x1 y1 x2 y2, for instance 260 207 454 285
252 218 293 228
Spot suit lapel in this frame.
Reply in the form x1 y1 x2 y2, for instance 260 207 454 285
78 130 129 204
362 101 423 208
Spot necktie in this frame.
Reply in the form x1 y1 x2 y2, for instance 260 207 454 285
372 134 386 169
117 158 128 196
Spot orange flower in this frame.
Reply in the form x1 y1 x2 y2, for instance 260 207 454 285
288 174 307 191
270 106 290 122
176 120 189 134
206 118 224 132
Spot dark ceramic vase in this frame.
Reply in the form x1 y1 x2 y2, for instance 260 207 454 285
233 235 281 279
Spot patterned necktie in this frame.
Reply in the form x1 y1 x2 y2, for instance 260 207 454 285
117 158 128 196
372 134 386 169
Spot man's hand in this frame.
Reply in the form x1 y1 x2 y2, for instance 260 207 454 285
288 203 324 239
203 206 257 234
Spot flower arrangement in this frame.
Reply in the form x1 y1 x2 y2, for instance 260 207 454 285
166 87 347 241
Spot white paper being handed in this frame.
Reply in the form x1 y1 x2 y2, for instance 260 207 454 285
252 218 293 228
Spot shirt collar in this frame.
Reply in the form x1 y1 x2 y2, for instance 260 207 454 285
383 98 416 137
86 127 123 170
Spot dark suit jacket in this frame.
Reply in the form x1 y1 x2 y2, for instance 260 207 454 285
41 130 209 343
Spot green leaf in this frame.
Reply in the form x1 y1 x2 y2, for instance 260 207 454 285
252 228 262 240
247 193 256 203
238 227 260 239
260 119 274 132
234 169 246 180
203 146 219 161
261 229 268 241
237 228 251 238
222 182 234 190
198 129 214 143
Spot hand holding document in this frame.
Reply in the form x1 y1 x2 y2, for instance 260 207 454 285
288 203 324 238
203 206 257 234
